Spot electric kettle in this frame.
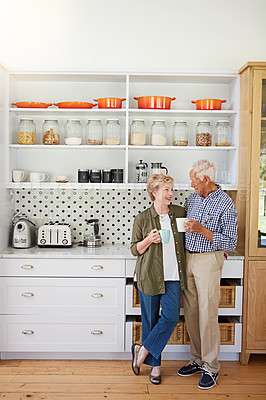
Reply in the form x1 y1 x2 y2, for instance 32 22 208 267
84 219 102 247
150 162 168 175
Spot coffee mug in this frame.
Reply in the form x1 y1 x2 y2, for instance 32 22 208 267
12 170 27 182
30 172 49 183
159 229 170 244
176 218 188 232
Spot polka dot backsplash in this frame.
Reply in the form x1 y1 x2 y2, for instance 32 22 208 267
13 189 192 244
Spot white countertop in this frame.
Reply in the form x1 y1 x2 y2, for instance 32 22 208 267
0 244 244 260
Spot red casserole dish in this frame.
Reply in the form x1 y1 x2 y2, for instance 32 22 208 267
54 102 97 109
191 99 226 110
12 102 52 108
134 96 176 109
94 97 126 109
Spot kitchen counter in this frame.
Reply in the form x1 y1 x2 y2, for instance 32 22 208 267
0 244 244 260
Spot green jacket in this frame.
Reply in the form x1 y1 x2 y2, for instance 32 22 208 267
130 204 187 295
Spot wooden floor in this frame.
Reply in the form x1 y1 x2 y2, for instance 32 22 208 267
0 355 265 399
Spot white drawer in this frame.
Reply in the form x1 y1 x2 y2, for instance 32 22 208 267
125 259 243 278
0 259 125 277
0 277 125 315
0 315 124 352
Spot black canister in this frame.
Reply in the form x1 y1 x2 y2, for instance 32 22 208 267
111 169 123 183
78 169 89 183
90 169 101 183
102 169 112 183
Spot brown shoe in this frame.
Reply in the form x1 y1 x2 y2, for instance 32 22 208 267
131 344 142 375
149 370 161 385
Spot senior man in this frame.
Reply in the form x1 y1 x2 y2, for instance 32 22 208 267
177 160 238 390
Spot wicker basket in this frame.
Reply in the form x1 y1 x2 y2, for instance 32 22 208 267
133 317 184 345
219 281 235 308
133 283 235 309
184 316 235 345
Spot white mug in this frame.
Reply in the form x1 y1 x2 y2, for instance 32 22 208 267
12 170 27 182
176 217 188 232
30 172 49 183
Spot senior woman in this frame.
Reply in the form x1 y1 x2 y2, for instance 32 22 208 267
130 174 187 385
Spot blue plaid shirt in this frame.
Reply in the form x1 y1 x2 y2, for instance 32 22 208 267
184 185 238 252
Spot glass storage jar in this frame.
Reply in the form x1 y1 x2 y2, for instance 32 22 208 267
105 119 121 145
130 119 146 145
42 119 60 145
151 120 167 146
86 119 103 145
172 120 188 146
17 118 36 145
215 120 231 146
196 120 212 146
64 119 82 145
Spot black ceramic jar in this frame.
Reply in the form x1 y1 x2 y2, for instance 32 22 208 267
78 169 89 183
111 169 123 183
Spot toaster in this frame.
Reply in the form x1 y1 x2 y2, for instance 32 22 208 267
37 222 72 247
12 218 36 248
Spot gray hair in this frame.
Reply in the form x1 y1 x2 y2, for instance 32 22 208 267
190 160 216 182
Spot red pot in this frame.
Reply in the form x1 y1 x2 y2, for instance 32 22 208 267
134 96 176 109
191 99 226 110
94 97 126 108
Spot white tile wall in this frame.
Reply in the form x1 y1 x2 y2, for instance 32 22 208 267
13 189 192 244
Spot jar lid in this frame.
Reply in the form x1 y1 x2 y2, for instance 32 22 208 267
78 169 89 171
216 120 229 123
44 119 58 122
102 169 111 172
87 119 101 122
152 120 166 122
106 118 119 121
174 120 187 123
132 119 145 122
111 169 123 172
90 169 101 173
197 120 210 123
67 119 80 122
19 118 34 121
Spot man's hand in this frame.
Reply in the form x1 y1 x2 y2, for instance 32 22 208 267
184 219 213 243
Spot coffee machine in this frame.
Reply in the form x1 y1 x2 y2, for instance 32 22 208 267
84 219 102 247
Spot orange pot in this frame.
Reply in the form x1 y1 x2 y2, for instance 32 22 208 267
191 99 226 110
54 102 97 109
134 96 176 109
94 97 126 108
12 102 52 108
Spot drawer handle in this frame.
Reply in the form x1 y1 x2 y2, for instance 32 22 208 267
91 330 103 335
22 292 34 297
91 293 103 298
22 330 34 335
21 265 34 270
91 265 103 270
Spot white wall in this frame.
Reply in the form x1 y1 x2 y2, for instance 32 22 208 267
1 0 266 72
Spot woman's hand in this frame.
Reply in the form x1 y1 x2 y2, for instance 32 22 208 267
147 229 161 244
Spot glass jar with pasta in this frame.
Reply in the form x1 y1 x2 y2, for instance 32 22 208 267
17 118 36 145
42 120 60 145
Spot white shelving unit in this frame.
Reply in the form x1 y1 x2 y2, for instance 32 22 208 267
7 71 239 189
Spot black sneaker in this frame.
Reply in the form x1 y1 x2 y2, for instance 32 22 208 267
198 368 218 389
177 361 203 376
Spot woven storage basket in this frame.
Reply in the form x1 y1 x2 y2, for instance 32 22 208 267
184 316 235 345
219 281 235 308
133 317 184 345
133 286 184 308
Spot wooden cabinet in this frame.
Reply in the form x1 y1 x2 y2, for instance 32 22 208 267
237 62 266 364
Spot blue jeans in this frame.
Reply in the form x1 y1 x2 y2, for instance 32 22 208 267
138 281 181 367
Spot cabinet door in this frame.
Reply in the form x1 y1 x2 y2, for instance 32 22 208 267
247 261 266 349
249 70 266 256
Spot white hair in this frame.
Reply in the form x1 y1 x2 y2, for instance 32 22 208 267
190 160 216 182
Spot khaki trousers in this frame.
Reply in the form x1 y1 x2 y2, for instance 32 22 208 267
182 250 224 374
